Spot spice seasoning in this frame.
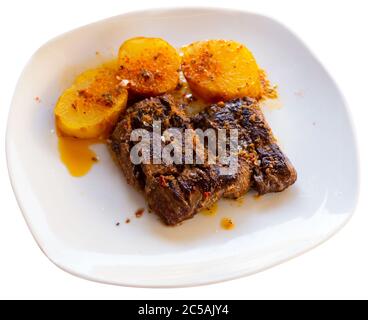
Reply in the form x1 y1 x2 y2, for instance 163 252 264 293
135 208 145 218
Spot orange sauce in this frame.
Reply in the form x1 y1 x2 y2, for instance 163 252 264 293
235 197 245 206
58 135 103 177
254 194 262 201
221 218 235 230
202 202 219 217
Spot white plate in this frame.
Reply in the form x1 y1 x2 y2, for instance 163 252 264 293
6 7 359 287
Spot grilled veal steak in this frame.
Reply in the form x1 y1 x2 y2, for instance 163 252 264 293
110 95 297 225
109 95 233 225
192 98 297 195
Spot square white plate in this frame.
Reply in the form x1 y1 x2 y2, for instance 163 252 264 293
6 7 359 287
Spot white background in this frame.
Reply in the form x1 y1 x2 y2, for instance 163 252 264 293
0 0 367 300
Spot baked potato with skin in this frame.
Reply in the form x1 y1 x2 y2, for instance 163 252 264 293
55 64 128 139
118 37 181 96
181 40 262 102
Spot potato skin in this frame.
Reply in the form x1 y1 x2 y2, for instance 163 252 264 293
118 37 181 96
182 40 262 102
55 63 128 139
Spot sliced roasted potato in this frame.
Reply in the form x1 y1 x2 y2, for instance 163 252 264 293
181 40 262 102
118 37 181 96
55 64 128 139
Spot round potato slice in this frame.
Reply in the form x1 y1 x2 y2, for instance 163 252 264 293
55 65 128 139
118 37 181 96
182 40 262 102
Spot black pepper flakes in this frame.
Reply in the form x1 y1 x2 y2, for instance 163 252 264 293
100 93 114 107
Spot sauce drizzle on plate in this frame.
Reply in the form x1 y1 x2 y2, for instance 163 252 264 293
221 218 235 230
58 135 103 177
202 202 218 216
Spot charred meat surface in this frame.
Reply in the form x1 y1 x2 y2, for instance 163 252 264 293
109 95 232 225
110 95 189 192
110 95 297 226
192 98 297 195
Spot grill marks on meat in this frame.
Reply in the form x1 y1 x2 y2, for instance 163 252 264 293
110 95 231 225
110 95 297 226
192 98 297 195
146 167 224 225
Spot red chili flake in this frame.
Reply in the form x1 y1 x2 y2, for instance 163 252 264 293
140 69 153 81
135 208 144 218
35 96 41 103
125 219 131 224
159 176 168 187
204 192 211 199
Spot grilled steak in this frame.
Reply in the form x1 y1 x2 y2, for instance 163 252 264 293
192 98 297 195
110 95 297 225
109 95 233 225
